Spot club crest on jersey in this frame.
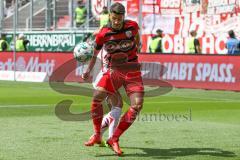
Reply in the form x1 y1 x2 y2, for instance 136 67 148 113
125 31 132 38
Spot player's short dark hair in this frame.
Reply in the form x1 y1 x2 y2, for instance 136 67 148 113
110 2 125 15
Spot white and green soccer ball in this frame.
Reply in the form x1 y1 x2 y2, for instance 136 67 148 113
73 42 93 62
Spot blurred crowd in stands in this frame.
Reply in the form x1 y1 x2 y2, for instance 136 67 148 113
3 0 29 17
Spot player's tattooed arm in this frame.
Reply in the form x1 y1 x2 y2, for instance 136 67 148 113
135 32 141 52
82 49 100 80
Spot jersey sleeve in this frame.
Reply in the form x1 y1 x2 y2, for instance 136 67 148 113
131 21 140 36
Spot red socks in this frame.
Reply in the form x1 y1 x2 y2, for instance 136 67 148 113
112 107 138 141
91 100 103 135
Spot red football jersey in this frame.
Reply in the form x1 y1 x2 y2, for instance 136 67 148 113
94 20 139 65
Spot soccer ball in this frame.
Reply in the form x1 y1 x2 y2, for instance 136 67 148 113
73 42 93 62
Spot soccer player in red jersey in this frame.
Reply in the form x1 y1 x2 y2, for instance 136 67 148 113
83 2 144 156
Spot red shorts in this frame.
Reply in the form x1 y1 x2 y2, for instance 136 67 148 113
96 68 144 95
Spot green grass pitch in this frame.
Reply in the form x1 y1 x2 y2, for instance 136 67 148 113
0 81 239 160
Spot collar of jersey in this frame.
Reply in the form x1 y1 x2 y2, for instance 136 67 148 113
107 21 125 32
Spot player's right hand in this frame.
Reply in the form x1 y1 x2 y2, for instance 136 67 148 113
82 71 90 80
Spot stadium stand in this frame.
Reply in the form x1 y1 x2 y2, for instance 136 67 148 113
2 0 97 30
3 0 45 30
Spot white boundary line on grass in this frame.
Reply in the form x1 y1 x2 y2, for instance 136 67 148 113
0 103 91 108
0 104 50 108
160 94 240 102
144 100 240 104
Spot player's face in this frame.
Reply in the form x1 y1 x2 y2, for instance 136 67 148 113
110 12 124 30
